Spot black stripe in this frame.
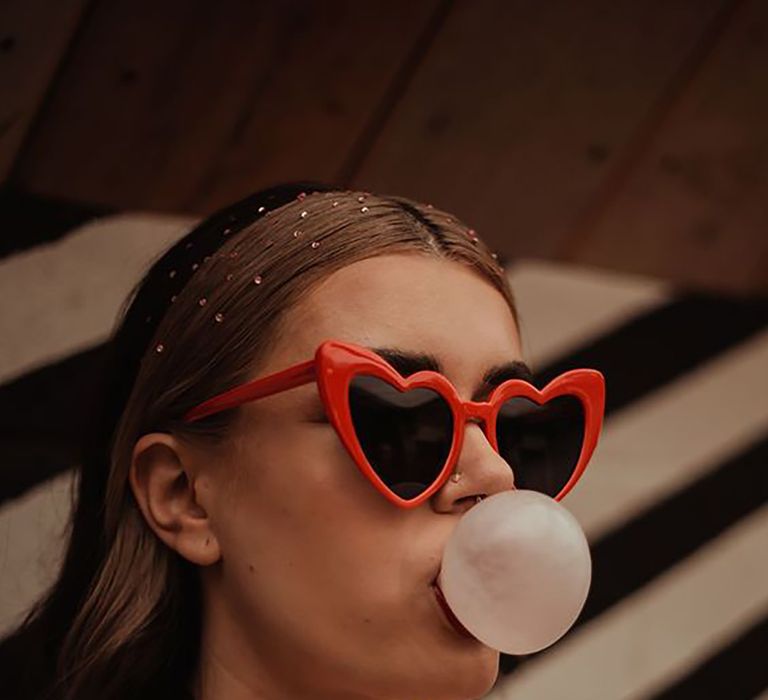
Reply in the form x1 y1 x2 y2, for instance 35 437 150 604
499 289 768 677
581 433 768 626
535 291 768 416
0 186 110 261
2 265 768 691
649 611 768 700
0 342 111 505
1 293 765 501
500 433 768 675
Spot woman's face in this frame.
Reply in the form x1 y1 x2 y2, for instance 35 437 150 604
190 253 524 699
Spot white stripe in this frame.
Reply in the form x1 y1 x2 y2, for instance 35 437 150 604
0 469 77 638
0 246 674 642
489 503 768 700
0 223 764 695
564 326 768 540
0 228 664 385
0 213 195 384
507 258 671 369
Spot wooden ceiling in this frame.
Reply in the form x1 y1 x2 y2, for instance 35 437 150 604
2 0 766 294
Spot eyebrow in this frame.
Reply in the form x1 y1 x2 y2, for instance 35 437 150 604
367 346 535 401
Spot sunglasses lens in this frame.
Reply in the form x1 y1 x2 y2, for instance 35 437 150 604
495 395 585 498
348 375 454 500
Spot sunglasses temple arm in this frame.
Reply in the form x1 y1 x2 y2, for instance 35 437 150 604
183 359 317 422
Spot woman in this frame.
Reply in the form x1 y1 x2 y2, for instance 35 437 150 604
2 182 594 699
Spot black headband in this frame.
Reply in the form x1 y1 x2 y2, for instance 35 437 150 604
83 180 337 474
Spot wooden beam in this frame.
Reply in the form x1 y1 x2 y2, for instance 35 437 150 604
563 0 768 295
0 0 90 181
12 0 443 213
352 0 727 264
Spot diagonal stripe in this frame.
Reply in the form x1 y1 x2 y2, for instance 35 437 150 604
1 217 766 699
0 219 763 688
500 430 768 678
567 327 768 539
581 433 768 628
0 344 106 505
1 266 766 511
0 187 109 261
0 212 195 383
0 213 195 503
648 611 768 700
490 503 768 700
536 290 768 417
506 258 671 369
0 469 75 637
0 227 671 503
498 327 768 677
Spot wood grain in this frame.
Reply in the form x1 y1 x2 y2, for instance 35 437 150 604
352 0 728 263
0 0 90 181
13 0 443 213
564 0 768 295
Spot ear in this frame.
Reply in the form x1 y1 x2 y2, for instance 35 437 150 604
129 433 221 566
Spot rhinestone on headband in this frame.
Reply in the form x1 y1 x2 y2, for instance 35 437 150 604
149 187 491 357
140 182 339 363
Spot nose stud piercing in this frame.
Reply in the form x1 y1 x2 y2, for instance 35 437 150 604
452 471 484 503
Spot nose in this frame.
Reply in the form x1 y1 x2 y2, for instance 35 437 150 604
433 416 515 511
462 419 516 487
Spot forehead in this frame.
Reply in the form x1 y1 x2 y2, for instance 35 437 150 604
268 253 522 373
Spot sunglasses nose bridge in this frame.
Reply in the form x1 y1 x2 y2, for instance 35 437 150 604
462 400 494 425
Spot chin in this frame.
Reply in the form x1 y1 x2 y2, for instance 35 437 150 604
418 652 500 700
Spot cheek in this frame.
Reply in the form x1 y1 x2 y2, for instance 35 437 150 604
232 464 393 601
213 427 407 631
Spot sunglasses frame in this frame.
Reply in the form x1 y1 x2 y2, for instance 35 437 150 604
183 339 605 508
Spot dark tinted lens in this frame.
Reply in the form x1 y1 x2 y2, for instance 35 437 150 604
495 395 585 497
348 375 454 499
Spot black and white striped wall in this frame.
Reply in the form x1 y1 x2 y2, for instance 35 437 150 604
1 195 766 699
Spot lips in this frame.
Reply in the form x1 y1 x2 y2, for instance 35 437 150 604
431 580 476 640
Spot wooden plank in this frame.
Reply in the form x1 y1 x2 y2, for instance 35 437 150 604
351 0 728 262
13 0 443 213
0 0 89 181
564 0 768 295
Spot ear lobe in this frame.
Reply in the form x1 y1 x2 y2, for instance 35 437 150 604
129 433 221 566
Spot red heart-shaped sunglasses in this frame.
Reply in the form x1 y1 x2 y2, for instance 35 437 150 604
183 339 605 508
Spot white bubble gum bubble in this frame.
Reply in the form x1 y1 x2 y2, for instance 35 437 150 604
437 489 592 655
